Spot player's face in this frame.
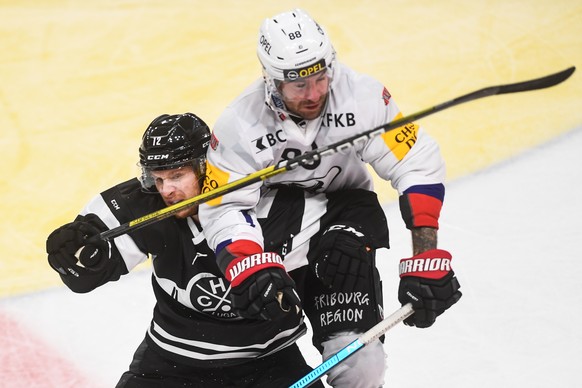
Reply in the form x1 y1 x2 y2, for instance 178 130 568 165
279 70 330 120
151 165 201 219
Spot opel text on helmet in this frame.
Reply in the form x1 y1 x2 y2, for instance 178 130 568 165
138 113 211 192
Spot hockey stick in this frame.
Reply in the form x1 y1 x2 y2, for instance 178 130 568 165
96 66 575 242
289 303 415 388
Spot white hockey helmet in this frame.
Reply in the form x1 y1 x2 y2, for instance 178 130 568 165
257 9 336 113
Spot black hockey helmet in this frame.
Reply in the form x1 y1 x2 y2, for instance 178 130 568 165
138 113 211 191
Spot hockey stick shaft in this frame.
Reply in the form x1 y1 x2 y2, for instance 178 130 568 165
289 303 415 388
97 66 575 242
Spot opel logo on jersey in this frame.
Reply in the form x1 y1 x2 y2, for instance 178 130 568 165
283 59 326 81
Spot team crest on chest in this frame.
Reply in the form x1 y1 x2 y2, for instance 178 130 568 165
189 273 237 319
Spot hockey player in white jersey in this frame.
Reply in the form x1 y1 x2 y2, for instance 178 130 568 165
199 8 462 387
45 113 326 387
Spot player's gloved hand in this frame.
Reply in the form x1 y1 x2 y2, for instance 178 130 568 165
226 252 301 320
398 249 461 328
46 213 110 276
312 223 373 292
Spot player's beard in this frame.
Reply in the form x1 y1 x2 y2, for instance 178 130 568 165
286 93 328 120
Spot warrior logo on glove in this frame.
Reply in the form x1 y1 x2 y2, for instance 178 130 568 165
399 254 452 279
398 249 462 328
227 252 285 287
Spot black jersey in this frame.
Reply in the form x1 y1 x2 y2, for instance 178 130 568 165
61 178 306 368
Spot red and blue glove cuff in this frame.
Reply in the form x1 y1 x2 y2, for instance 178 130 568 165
399 184 444 229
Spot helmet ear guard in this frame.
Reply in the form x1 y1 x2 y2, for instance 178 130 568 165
138 113 211 192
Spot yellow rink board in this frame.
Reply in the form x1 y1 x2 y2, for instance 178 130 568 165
1 0 581 297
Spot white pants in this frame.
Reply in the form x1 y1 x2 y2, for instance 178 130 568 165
321 331 386 388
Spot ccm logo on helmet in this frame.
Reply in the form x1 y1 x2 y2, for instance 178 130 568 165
284 59 326 81
147 154 170 160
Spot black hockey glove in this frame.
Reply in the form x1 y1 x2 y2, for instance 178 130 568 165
46 213 110 276
312 223 374 292
226 252 301 320
398 249 462 328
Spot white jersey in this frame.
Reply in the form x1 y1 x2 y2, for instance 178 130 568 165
200 62 445 252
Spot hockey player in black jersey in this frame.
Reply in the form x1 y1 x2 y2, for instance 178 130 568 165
45 113 324 388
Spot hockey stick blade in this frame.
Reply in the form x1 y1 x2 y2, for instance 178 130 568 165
289 303 415 388
95 66 575 242
428 66 576 112
496 66 575 95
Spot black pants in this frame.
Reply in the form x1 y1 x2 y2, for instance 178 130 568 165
117 338 324 388
262 188 389 352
